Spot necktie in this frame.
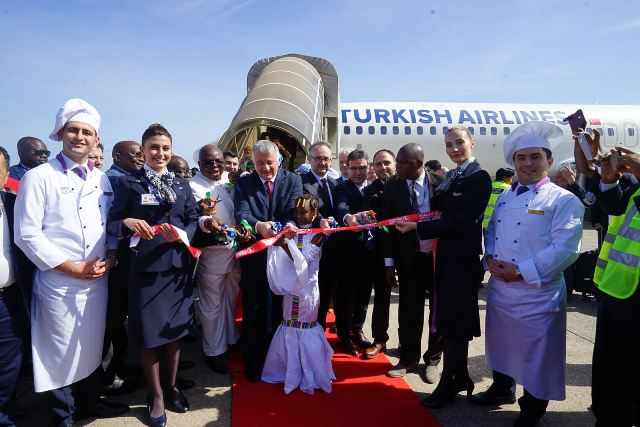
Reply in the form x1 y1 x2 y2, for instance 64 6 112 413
73 166 87 181
320 178 332 208
410 181 420 213
516 185 529 196
265 180 273 202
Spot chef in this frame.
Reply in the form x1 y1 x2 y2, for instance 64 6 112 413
469 121 584 427
14 98 129 425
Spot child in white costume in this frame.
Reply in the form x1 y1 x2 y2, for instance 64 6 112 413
262 194 336 394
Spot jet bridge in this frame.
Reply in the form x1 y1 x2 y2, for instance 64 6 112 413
219 54 339 170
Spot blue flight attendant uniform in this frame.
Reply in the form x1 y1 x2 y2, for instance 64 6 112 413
107 167 199 348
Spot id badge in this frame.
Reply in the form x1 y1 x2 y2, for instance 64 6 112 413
141 193 160 206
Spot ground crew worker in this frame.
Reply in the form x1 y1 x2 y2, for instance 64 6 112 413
482 167 515 229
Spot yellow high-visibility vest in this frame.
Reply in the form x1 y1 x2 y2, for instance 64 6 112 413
483 181 510 229
593 187 640 299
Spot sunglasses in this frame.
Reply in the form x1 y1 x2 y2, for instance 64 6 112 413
349 166 368 172
33 150 51 157
201 159 224 167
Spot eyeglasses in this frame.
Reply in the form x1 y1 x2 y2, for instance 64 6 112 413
32 150 51 157
349 166 368 172
310 156 332 162
201 159 224 167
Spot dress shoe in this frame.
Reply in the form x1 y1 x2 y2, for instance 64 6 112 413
77 398 130 419
178 359 196 370
420 365 440 384
364 343 386 359
339 339 359 357
146 394 167 427
351 331 372 348
468 384 516 406
453 376 475 396
245 364 261 382
513 413 541 427
420 384 457 409
170 389 190 413
387 362 418 378
102 374 137 396
206 354 230 375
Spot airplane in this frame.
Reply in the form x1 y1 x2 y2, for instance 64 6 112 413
218 54 640 177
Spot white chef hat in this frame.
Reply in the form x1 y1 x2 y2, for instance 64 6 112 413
49 98 101 141
503 121 564 166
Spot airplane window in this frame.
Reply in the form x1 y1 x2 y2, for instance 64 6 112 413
629 128 635 137
608 128 615 137
344 126 351 135
368 126 375 135
393 126 399 135
404 126 411 135
430 126 436 135
586 127 592 134
504 127 510 135
417 126 423 135
469 127 475 135
443 126 449 134
491 127 497 135
381 126 387 135
356 126 363 135
480 127 487 135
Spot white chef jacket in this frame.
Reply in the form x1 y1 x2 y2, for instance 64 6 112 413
14 153 116 392
483 180 583 400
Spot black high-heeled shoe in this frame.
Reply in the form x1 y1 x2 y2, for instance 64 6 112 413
146 394 167 427
170 389 189 413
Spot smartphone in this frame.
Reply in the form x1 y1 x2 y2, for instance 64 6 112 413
609 149 624 170
563 109 594 161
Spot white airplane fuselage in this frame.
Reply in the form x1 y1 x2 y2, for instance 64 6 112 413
339 102 640 175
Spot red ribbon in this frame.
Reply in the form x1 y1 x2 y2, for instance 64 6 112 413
131 224 202 259
235 211 438 259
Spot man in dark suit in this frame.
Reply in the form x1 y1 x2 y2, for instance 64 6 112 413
233 139 302 381
361 149 397 359
8 137 50 181
383 143 444 382
0 147 34 426
334 149 374 356
301 141 338 329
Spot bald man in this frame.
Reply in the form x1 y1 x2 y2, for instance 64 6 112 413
190 145 240 374
168 156 192 179
104 141 143 191
383 143 444 381
9 137 50 180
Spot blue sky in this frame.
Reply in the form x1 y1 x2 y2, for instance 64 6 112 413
1 0 639 166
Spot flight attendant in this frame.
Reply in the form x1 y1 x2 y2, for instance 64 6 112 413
396 126 492 408
108 123 199 427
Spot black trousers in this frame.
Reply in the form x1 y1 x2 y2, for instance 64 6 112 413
396 252 443 366
370 249 391 344
592 288 640 427
0 285 23 427
492 370 548 419
239 270 283 369
335 249 372 342
49 367 103 426
102 265 128 381
317 238 338 330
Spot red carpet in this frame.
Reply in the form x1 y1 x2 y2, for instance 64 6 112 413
229 309 441 427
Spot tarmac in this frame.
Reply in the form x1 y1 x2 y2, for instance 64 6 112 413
15 229 600 427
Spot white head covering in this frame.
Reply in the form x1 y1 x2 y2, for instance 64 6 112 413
49 98 101 141
503 121 563 166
